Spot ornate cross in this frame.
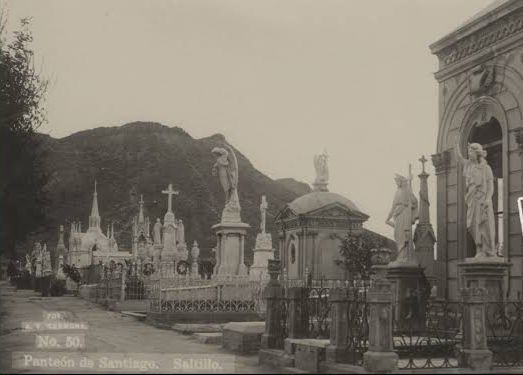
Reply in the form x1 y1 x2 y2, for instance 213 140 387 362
162 184 179 213
419 155 428 174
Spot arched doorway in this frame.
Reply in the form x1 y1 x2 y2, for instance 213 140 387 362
465 116 504 257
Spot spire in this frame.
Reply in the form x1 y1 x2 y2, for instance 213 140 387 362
89 180 101 229
57 225 66 257
138 194 145 223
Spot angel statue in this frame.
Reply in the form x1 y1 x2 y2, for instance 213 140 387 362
454 140 497 258
313 150 329 191
386 173 419 263
212 144 241 222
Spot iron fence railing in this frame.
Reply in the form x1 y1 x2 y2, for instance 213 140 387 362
345 288 369 366
486 301 523 368
393 299 462 369
307 287 331 339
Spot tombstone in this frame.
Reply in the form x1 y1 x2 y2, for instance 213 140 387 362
385 166 428 331
250 196 274 281
160 184 178 264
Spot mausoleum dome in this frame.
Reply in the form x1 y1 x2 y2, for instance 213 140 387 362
288 191 366 217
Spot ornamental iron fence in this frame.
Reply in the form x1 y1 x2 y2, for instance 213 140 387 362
486 300 523 368
344 287 369 366
393 299 462 370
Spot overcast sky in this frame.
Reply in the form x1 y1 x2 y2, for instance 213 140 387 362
4 0 494 238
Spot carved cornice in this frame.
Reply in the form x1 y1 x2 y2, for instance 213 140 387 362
280 217 362 231
431 151 450 175
433 7 523 69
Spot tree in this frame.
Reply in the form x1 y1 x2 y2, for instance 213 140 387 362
0 14 49 258
336 229 386 281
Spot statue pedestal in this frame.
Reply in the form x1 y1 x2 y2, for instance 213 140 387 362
458 257 510 301
176 243 189 262
250 233 274 281
386 263 427 332
161 211 177 262
212 222 250 276
153 244 162 264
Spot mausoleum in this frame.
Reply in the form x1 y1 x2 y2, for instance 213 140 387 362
430 0 523 299
276 151 393 280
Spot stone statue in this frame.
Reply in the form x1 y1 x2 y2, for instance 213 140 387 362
454 142 497 258
260 195 268 234
177 219 185 244
313 150 329 191
25 254 32 273
212 144 241 221
153 218 162 245
386 173 419 262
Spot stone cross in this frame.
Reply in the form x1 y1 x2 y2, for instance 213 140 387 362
419 155 428 174
260 195 268 234
162 184 179 213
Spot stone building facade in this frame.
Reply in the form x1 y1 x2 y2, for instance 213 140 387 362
430 0 523 299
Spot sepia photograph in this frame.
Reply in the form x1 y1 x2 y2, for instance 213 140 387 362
1 0 523 373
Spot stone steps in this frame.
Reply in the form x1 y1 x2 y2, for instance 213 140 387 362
120 311 147 321
171 323 224 335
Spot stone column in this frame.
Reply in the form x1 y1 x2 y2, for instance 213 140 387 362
120 265 127 302
261 259 284 349
432 151 449 298
363 279 398 373
414 157 437 285
459 287 492 370
326 288 349 363
285 287 309 340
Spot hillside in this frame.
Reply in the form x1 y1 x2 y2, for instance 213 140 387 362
33 122 305 262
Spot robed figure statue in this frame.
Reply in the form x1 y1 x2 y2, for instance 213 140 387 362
386 174 419 262
454 142 497 258
313 150 329 191
212 144 241 222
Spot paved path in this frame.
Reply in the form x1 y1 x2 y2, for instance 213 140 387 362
0 282 277 374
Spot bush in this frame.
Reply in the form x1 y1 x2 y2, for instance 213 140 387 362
49 278 66 296
62 264 81 283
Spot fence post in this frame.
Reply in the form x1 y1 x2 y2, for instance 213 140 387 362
261 259 283 349
286 287 309 340
326 288 349 363
363 278 397 373
459 287 492 371
120 265 126 302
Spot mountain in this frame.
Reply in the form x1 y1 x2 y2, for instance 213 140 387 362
275 178 311 197
31 122 306 262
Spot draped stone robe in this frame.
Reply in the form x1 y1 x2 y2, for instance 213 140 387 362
390 186 419 259
463 159 496 256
